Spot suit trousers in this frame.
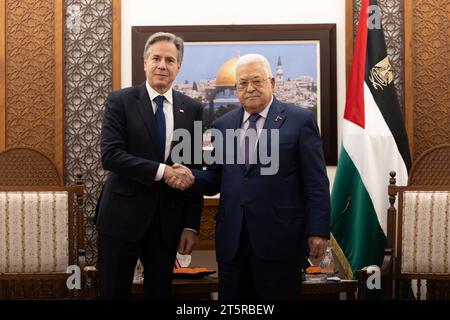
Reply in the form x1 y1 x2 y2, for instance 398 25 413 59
218 217 302 300
98 210 177 299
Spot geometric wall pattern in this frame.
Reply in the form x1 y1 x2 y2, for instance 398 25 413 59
64 0 112 264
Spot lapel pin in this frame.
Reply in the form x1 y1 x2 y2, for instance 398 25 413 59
275 115 283 122
179 109 185 113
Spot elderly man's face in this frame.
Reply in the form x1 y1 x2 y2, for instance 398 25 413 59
144 40 180 94
235 63 274 114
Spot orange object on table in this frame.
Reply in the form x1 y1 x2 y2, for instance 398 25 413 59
305 266 322 274
173 267 212 274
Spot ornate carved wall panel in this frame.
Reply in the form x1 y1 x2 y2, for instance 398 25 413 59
410 0 450 159
196 199 218 250
5 0 58 161
352 0 404 111
64 0 113 264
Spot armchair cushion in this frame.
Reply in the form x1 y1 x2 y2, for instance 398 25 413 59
401 191 450 274
0 191 69 273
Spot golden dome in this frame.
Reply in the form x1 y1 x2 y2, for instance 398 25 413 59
215 56 239 87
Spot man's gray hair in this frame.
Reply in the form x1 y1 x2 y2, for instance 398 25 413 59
235 54 273 78
143 32 184 65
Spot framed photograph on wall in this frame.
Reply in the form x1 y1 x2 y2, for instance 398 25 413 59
131 24 337 165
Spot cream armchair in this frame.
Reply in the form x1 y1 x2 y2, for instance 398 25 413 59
0 186 87 298
0 148 94 299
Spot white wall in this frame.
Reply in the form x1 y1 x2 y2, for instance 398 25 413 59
121 0 346 187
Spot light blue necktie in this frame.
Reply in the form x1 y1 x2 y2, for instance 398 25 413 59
153 95 166 160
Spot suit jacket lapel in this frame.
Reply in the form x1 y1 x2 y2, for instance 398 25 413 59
172 90 185 132
169 90 186 164
136 83 160 157
263 97 286 131
231 107 245 131
228 108 246 172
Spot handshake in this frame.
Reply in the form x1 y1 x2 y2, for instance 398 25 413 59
163 163 194 191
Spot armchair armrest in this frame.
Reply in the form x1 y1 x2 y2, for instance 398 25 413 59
82 266 98 299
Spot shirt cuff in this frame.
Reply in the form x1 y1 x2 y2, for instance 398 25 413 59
183 228 198 235
154 164 166 181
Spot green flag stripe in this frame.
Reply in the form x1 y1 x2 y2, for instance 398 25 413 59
331 147 386 273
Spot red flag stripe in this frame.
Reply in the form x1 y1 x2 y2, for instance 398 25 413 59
344 0 369 128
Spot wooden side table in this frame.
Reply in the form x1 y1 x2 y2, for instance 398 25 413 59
132 277 219 300
132 278 359 300
301 280 358 300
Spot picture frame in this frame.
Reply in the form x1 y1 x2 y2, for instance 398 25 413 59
131 24 337 165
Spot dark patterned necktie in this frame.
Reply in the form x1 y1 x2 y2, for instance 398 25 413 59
153 95 166 159
244 113 261 169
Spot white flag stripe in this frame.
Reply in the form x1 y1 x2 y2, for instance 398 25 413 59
343 82 408 234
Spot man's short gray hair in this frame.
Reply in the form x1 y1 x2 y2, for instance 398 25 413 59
235 54 273 78
143 32 184 65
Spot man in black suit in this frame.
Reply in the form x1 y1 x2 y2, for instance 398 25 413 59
95 32 203 299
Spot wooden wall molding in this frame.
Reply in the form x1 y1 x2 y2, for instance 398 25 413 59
112 0 121 90
55 0 64 180
403 0 414 158
0 0 6 151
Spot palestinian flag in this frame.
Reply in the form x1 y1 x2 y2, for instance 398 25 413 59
330 0 411 280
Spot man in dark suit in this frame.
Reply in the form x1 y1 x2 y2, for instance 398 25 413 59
170 54 330 299
95 32 203 299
